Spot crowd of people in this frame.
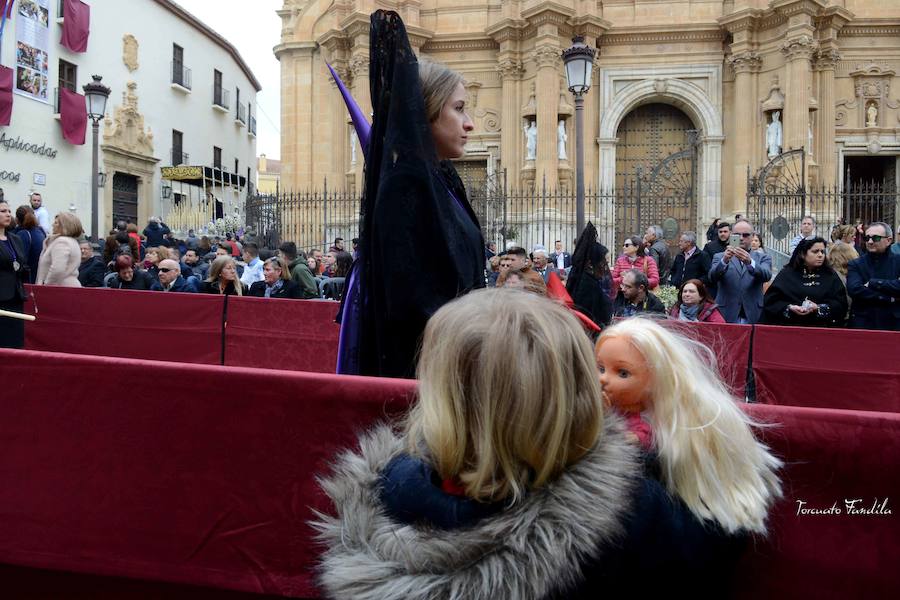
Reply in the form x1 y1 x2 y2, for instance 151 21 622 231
486 215 900 332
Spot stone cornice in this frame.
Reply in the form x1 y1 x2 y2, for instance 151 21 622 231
569 14 611 39
521 2 575 27
317 29 350 53
273 41 317 60
485 18 529 42
601 25 725 46
814 5 854 33
718 8 763 34
422 35 498 53
839 19 900 37
771 0 828 20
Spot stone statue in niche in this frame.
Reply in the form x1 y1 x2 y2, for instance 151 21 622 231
524 120 537 160
557 120 568 161
808 121 813 157
866 103 878 128
350 129 357 166
766 111 782 158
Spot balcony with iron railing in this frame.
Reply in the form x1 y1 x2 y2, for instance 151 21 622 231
213 86 230 112
170 148 189 166
235 102 246 125
249 115 257 137
171 61 192 92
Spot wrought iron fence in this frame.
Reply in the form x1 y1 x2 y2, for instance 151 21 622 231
245 180 712 256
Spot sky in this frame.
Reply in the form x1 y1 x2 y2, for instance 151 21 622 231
175 0 283 160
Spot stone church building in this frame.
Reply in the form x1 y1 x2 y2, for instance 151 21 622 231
275 0 898 247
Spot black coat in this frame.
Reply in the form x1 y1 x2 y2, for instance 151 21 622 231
248 279 302 299
613 291 667 317
142 222 171 247
107 269 155 290
199 280 244 296
78 256 107 288
762 266 848 327
669 248 712 289
846 251 900 331
0 232 27 303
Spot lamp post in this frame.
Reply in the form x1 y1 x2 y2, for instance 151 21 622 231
562 36 597 236
83 75 111 242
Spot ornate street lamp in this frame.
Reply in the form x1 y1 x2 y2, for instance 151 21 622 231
83 75 111 242
562 36 597 235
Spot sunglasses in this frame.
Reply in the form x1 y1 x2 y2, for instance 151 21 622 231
739 232 752 238
623 242 635 247
158 267 176 273
864 235 885 242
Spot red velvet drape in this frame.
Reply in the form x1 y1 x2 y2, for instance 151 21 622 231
58 87 87 145
60 0 90 53
0 65 12 126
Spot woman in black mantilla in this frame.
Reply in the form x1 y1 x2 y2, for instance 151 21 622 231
346 11 485 378
0 198 29 348
566 222 613 328
762 236 848 327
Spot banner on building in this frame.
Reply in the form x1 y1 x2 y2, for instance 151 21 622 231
14 0 50 104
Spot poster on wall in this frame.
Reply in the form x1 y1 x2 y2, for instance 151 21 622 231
14 0 50 104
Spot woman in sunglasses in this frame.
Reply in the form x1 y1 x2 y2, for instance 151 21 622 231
762 237 848 327
610 234 659 298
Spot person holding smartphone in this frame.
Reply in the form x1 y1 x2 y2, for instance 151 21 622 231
708 219 772 324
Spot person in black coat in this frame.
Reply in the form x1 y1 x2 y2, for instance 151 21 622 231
762 237 848 327
106 255 154 290
248 257 302 299
669 231 711 289
0 199 29 348
846 222 900 331
142 218 171 247
77 240 107 288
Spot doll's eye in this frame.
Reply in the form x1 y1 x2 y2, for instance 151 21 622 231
618 370 630 378
597 365 606 374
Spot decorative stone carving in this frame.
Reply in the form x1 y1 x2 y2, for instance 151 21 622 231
814 49 841 71
841 63 898 128
534 45 560 69
653 78 669 95
102 81 154 157
766 111 782 158
327 63 351 87
464 80 481 109
496 58 523 81
727 51 761 74
350 129 357 166
524 120 537 160
478 109 501 133
781 35 818 62
122 34 139 72
348 55 368 79
866 103 878 127
521 81 537 117
760 76 785 112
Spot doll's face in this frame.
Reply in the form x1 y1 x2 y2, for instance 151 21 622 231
595 336 652 414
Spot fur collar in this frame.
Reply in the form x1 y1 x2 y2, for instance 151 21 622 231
311 415 639 600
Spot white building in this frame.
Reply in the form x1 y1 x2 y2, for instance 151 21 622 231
0 0 260 237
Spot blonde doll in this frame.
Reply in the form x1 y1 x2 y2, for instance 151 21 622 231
595 318 782 534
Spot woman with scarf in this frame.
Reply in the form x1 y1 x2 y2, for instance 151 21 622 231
762 237 848 327
611 234 659 298
669 278 725 323
337 11 485 378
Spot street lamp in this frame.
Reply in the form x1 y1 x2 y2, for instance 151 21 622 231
83 75 111 242
562 36 597 236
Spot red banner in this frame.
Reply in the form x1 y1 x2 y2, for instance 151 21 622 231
60 0 90 53
0 65 12 126
58 87 87 145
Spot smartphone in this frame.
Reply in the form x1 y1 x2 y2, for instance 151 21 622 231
729 233 742 248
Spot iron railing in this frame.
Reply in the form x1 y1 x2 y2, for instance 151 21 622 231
249 115 257 136
236 103 246 124
170 148 189 166
213 86 230 110
171 61 192 89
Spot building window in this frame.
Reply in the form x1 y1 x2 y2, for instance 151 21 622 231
234 158 239 174
57 59 77 111
213 146 222 169
172 130 184 165
171 44 191 89
213 70 229 108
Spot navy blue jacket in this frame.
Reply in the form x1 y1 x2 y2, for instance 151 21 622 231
846 250 900 331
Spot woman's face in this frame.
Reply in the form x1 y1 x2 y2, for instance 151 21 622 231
430 82 474 161
750 235 761 251
263 263 280 284
324 252 336 267
0 203 11 229
118 267 134 282
595 337 652 414
147 250 160 264
841 231 855 244
306 257 317 270
221 262 237 281
681 283 701 306
52 217 61 235
623 238 638 257
504 273 524 289
803 242 826 270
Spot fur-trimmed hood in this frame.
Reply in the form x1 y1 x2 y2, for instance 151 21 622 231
311 416 640 600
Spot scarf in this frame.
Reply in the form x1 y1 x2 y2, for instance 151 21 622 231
679 302 701 321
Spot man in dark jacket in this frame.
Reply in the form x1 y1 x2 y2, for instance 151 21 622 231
77 240 106 287
278 241 318 299
150 260 198 293
847 222 900 331
142 217 171 247
669 231 711 289
702 221 730 298
613 269 666 318
549 239 572 270
644 225 672 283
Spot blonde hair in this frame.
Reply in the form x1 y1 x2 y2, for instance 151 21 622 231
406 288 604 503
205 255 243 295
596 318 782 534
265 256 291 281
54 212 84 239
496 266 547 296
418 57 463 123
828 241 859 278
147 246 170 263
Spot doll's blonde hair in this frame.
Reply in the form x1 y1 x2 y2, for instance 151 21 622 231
407 288 604 503
597 318 782 534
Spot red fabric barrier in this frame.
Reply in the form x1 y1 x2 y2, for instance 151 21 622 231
0 349 416 598
223 297 340 373
739 403 900 599
24 285 224 365
753 324 900 412
660 321 752 397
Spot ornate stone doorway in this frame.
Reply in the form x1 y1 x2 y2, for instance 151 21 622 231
112 173 139 227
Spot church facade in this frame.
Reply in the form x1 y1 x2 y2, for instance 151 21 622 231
275 0 899 241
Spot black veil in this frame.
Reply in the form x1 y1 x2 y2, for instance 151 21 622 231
566 222 613 326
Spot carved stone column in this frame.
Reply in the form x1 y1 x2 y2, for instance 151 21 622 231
497 56 524 185
535 43 560 188
727 51 761 203
781 35 818 159
815 49 841 187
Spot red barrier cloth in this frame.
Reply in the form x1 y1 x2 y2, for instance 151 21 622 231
753 324 900 412
0 65 12 126
58 87 87 145
60 0 90 53
23 285 224 365
0 349 417 597
660 321 752 397
224 296 340 373
738 403 900 599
